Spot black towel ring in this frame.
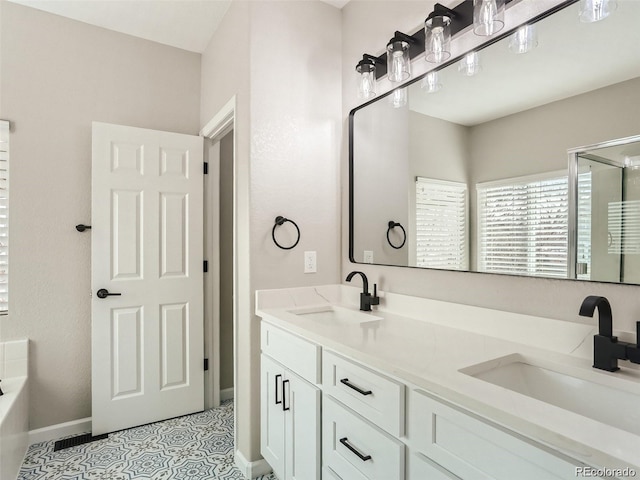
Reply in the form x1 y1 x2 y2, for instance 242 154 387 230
386 221 406 249
272 216 300 250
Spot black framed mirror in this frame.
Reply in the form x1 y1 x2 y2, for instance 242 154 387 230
349 0 640 284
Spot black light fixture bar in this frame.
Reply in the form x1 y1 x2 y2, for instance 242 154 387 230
370 0 515 80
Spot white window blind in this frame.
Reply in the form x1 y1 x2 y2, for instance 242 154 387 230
576 172 592 280
0 120 8 314
608 200 640 255
477 172 568 278
415 177 468 270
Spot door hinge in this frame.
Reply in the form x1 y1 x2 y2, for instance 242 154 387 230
203 260 208 273
204 162 209 174
204 358 209 371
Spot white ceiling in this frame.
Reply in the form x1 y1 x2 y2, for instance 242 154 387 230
8 0 349 53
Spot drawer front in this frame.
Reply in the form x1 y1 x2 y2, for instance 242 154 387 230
408 452 460 480
323 395 404 480
261 322 321 384
410 389 588 480
323 350 404 436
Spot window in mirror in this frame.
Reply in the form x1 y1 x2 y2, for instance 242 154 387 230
477 172 568 278
576 171 593 280
415 177 468 270
0 120 9 315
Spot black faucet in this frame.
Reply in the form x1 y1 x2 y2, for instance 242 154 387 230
346 271 380 312
579 295 640 372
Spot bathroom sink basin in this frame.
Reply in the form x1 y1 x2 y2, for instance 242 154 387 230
287 305 382 324
460 354 640 436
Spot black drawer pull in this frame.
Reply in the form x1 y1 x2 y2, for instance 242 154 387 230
275 374 282 405
340 378 372 396
339 437 372 462
282 379 290 411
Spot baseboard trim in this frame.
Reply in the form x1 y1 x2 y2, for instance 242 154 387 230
234 449 272 479
220 387 234 402
29 417 92 446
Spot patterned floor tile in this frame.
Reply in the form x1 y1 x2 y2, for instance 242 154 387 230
19 402 277 480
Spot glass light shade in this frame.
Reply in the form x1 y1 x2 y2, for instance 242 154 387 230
425 16 451 63
508 24 538 54
579 0 617 22
389 88 407 108
356 62 377 100
473 0 505 36
387 40 411 83
421 71 442 93
458 52 481 76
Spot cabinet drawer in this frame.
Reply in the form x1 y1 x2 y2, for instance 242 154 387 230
323 395 404 480
410 389 590 480
323 350 404 436
408 452 460 480
261 322 321 384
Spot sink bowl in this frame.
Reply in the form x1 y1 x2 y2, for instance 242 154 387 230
460 354 640 436
287 305 382 324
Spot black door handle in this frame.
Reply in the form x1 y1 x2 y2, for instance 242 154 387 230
96 289 122 299
282 379 290 411
275 374 282 405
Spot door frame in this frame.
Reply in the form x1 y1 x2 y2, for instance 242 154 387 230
200 96 236 420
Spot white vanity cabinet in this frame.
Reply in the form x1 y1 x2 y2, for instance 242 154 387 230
408 389 604 480
260 324 321 480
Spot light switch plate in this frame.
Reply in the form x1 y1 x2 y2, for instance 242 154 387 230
363 250 374 264
304 251 317 273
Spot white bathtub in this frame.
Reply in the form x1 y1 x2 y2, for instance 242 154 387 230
0 340 29 480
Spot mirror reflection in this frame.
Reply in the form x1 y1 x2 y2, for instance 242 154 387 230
350 0 640 284
575 136 640 284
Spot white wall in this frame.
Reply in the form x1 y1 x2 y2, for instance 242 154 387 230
199 0 253 459
342 1 640 335
0 1 201 430
200 0 342 463
352 100 409 266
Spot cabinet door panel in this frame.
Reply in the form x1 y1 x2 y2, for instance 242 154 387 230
411 389 586 480
261 355 286 479
286 372 321 480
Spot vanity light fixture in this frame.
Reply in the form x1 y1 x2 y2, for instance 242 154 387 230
508 24 538 54
387 32 416 82
458 51 481 76
579 0 617 22
389 88 408 108
424 4 455 63
473 0 505 36
356 54 382 99
352 0 517 98
421 71 442 93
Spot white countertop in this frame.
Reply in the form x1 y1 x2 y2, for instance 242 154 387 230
256 284 640 472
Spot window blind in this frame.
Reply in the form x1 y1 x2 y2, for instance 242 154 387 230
0 120 8 314
415 177 468 270
477 172 568 278
576 172 592 279
608 199 640 255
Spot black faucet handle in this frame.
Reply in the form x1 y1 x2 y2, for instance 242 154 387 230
370 284 380 306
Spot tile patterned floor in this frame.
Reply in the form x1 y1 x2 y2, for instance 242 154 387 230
19 401 277 480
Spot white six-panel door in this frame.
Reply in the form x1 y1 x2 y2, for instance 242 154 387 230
91 122 204 435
